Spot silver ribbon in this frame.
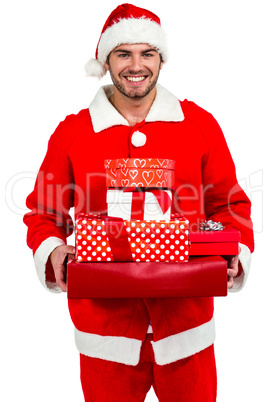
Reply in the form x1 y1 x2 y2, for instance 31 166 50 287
200 220 224 231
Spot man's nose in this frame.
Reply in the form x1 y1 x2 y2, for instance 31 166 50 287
129 55 143 72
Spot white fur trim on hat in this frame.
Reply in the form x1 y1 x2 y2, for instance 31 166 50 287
85 18 168 79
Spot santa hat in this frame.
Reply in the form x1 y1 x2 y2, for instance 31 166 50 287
85 3 168 79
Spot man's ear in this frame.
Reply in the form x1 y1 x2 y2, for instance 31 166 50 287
105 55 110 71
159 54 164 70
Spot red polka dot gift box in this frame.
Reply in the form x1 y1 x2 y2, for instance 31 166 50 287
75 213 190 263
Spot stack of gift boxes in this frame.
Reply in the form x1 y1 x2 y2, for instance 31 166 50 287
69 158 241 299
75 158 190 263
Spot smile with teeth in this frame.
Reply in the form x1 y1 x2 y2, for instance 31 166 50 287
125 76 147 82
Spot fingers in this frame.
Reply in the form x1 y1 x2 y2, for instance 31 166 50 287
227 255 239 289
227 276 234 289
62 245 76 255
55 266 68 292
50 245 75 292
67 253 76 263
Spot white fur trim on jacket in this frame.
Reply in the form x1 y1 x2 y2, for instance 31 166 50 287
75 329 143 366
74 316 215 366
89 84 184 133
151 316 215 365
33 236 65 293
229 243 251 292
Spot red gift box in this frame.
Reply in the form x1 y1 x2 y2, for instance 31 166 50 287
189 228 241 256
75 213 190 263
67 256 228 298
105 158 175 188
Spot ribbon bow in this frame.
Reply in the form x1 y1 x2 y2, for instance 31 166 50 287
123 187 172 219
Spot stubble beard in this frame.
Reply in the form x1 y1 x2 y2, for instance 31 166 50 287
108 66 161 99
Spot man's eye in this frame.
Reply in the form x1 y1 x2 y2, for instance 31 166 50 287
143 53 153 57
118 54 129 58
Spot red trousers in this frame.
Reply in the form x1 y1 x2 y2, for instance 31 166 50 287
80 334 217 402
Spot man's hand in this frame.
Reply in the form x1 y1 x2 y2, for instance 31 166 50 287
50 245 75 292
227 246 242 289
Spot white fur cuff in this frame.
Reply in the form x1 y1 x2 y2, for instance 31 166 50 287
229 243 251 292
33 237 66 293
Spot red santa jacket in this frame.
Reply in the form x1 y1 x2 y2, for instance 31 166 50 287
24 84 254 365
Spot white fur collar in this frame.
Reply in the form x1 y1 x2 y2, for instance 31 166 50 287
89 84 184 133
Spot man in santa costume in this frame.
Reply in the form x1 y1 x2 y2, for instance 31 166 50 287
24 3 254 401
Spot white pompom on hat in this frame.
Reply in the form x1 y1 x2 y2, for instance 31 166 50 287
85 3 168 79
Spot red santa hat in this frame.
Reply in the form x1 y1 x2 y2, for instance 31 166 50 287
85 3 168 78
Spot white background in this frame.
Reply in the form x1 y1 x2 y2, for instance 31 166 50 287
1 0 267 401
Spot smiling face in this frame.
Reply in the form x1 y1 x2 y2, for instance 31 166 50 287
106 43 163 99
